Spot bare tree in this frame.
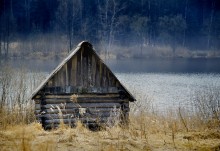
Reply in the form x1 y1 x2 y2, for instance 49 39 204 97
130 15 149 55
182 0 188 47
24 0 31 33
0 0 16 59
98 0 126 60
207 0 215 50
159 15 187 56
56 0 81 52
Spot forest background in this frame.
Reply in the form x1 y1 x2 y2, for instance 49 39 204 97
0 0 220 59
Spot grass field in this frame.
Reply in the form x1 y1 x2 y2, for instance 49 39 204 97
0 111 220 151
0 66 219 151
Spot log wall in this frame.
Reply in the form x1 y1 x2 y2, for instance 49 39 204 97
35 94 129 129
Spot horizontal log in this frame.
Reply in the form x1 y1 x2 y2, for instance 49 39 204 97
77 94 120 98
35 107 129 114
44 118 109 124
43 122 105 129
35 104 41 110
41 98 128 104
86 108 122 112
35 100 40 104
44 98 71 104
44 123 76 129
42 102 124 109
37 111 126 119
37 114 75 120
42 86 120 94
35 94 120 99
35 108 78 114
34 95 41 99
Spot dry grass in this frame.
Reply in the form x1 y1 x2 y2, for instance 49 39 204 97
0 65 45 129
0 110 219 151
0 66 220 150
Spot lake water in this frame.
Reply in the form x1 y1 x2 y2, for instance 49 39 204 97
107 58 220 113
116 73 220 113
2 58 220 113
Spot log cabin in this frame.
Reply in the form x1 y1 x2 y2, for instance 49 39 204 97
31 41 136 129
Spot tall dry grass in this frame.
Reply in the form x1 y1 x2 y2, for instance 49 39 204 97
0 65 46 129
191 85 220 129
1 104 219 151
0 66 220 150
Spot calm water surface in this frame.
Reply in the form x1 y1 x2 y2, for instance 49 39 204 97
2 58 220 112
116 73 220 112
106 58 220 112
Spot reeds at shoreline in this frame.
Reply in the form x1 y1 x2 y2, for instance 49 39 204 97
0 66 219 150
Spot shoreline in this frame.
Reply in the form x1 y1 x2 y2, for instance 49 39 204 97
2 52 220 61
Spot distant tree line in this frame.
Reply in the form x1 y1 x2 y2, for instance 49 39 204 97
0 0 220 59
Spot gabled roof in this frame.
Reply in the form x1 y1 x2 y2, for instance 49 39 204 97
31 41 136 101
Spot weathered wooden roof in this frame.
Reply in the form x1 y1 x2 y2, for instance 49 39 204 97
31 41 136 101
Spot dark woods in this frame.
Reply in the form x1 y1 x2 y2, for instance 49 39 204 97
0 0 220 59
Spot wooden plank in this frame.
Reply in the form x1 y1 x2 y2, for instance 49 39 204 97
45 119 77 124
78 96 120 100
34 95 41 99
54 71 59 87
43 98 128 104
83 51 88 88
80 47 83 86
35 104 41 110
40 86 121 94
65 63 68 86
95 60 100 87
62 65 66 87
92 55 96 87
35 107 123 114
39 111 122 119
44 123 76 129
40 114 75 119
71 56 77 86
38 94 120 99
76 99 128 103
35 108 78 114
45 118 109 124
35 100 40 104
88 52 92 87
44 99 70 104
47 79 53 87
88 108 121 112
78 94 120 98
42 102 122 109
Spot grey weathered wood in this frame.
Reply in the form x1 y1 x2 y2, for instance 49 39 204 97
35 107 124 114
45 117 109 124
35 108 78 114
31 42 135 129
35 104 41 110
42 102 123 109
40 98 128 104
35 94 120 99
38 111 123 119
71 56 77 86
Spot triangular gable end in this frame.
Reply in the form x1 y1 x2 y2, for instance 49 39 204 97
31 41 135 102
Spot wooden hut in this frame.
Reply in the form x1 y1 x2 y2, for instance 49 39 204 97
31 41 136 129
